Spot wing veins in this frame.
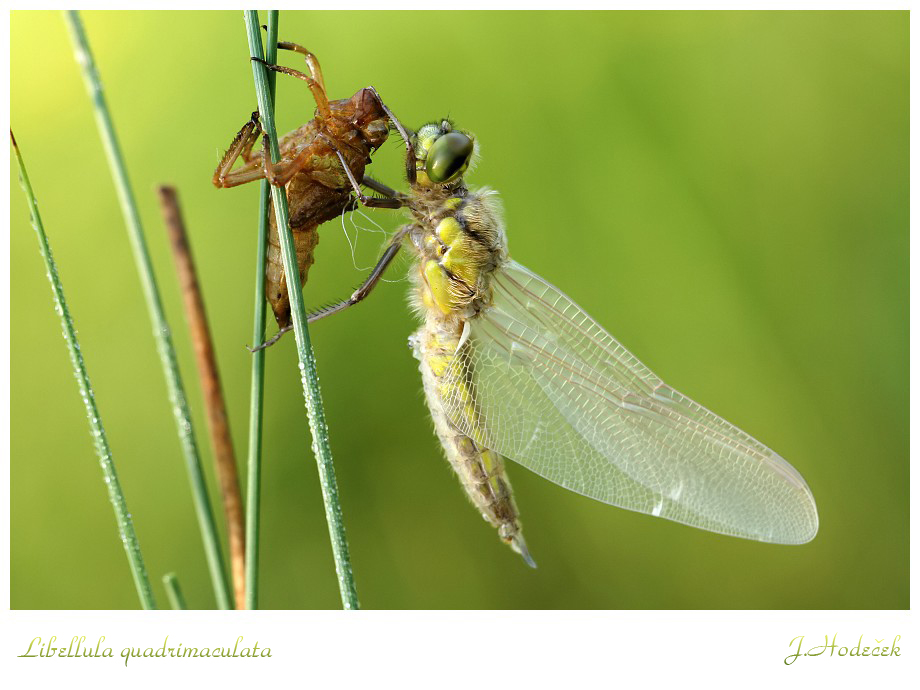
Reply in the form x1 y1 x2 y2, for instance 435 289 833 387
479 310 774 464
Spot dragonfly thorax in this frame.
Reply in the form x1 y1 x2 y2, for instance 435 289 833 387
408 188 507 321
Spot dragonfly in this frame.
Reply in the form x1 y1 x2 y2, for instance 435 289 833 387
306 114 820 567
213 41 405 347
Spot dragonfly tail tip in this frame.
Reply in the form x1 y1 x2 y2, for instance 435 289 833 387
511 534 538 569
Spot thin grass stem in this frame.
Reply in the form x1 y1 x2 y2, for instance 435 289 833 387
162 573 188 610
243 10 359 609
11 131 156 610
63 10 232 610
245 11 279 612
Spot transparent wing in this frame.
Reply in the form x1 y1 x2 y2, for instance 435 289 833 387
442 260 818 544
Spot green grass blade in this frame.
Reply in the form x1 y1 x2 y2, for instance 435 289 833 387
243 9 359 609
63 10 232 610
162 573 188 610
245 10 279 612
11 131 156 611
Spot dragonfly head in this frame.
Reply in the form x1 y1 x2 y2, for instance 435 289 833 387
413 120 476 188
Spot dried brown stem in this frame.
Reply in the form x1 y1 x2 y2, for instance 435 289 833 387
158 185 246 610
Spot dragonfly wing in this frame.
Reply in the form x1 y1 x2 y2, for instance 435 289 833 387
441 260 818 544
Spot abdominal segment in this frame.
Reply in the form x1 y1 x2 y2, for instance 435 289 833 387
412 319 535 566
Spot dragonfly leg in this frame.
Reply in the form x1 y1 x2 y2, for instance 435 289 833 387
276 41 328 93
247 324 292 352
257 134 323 187
248 226 409 351
361 175 400 199
212 111 266 188
307 226 411 324
252 50 330 121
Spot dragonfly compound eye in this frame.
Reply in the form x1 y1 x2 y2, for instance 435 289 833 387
425 131 474 184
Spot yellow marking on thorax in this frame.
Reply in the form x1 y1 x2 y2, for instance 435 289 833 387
419 200 488 315
442 197 463 212
423 259 454 314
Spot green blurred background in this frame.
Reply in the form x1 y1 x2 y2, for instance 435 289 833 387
10 11 907 609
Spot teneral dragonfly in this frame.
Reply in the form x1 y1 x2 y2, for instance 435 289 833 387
309 117 819 567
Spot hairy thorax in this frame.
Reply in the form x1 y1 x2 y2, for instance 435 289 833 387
408 186 507 325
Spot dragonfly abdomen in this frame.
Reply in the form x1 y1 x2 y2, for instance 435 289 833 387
405 145 532 563
412 320 536 567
